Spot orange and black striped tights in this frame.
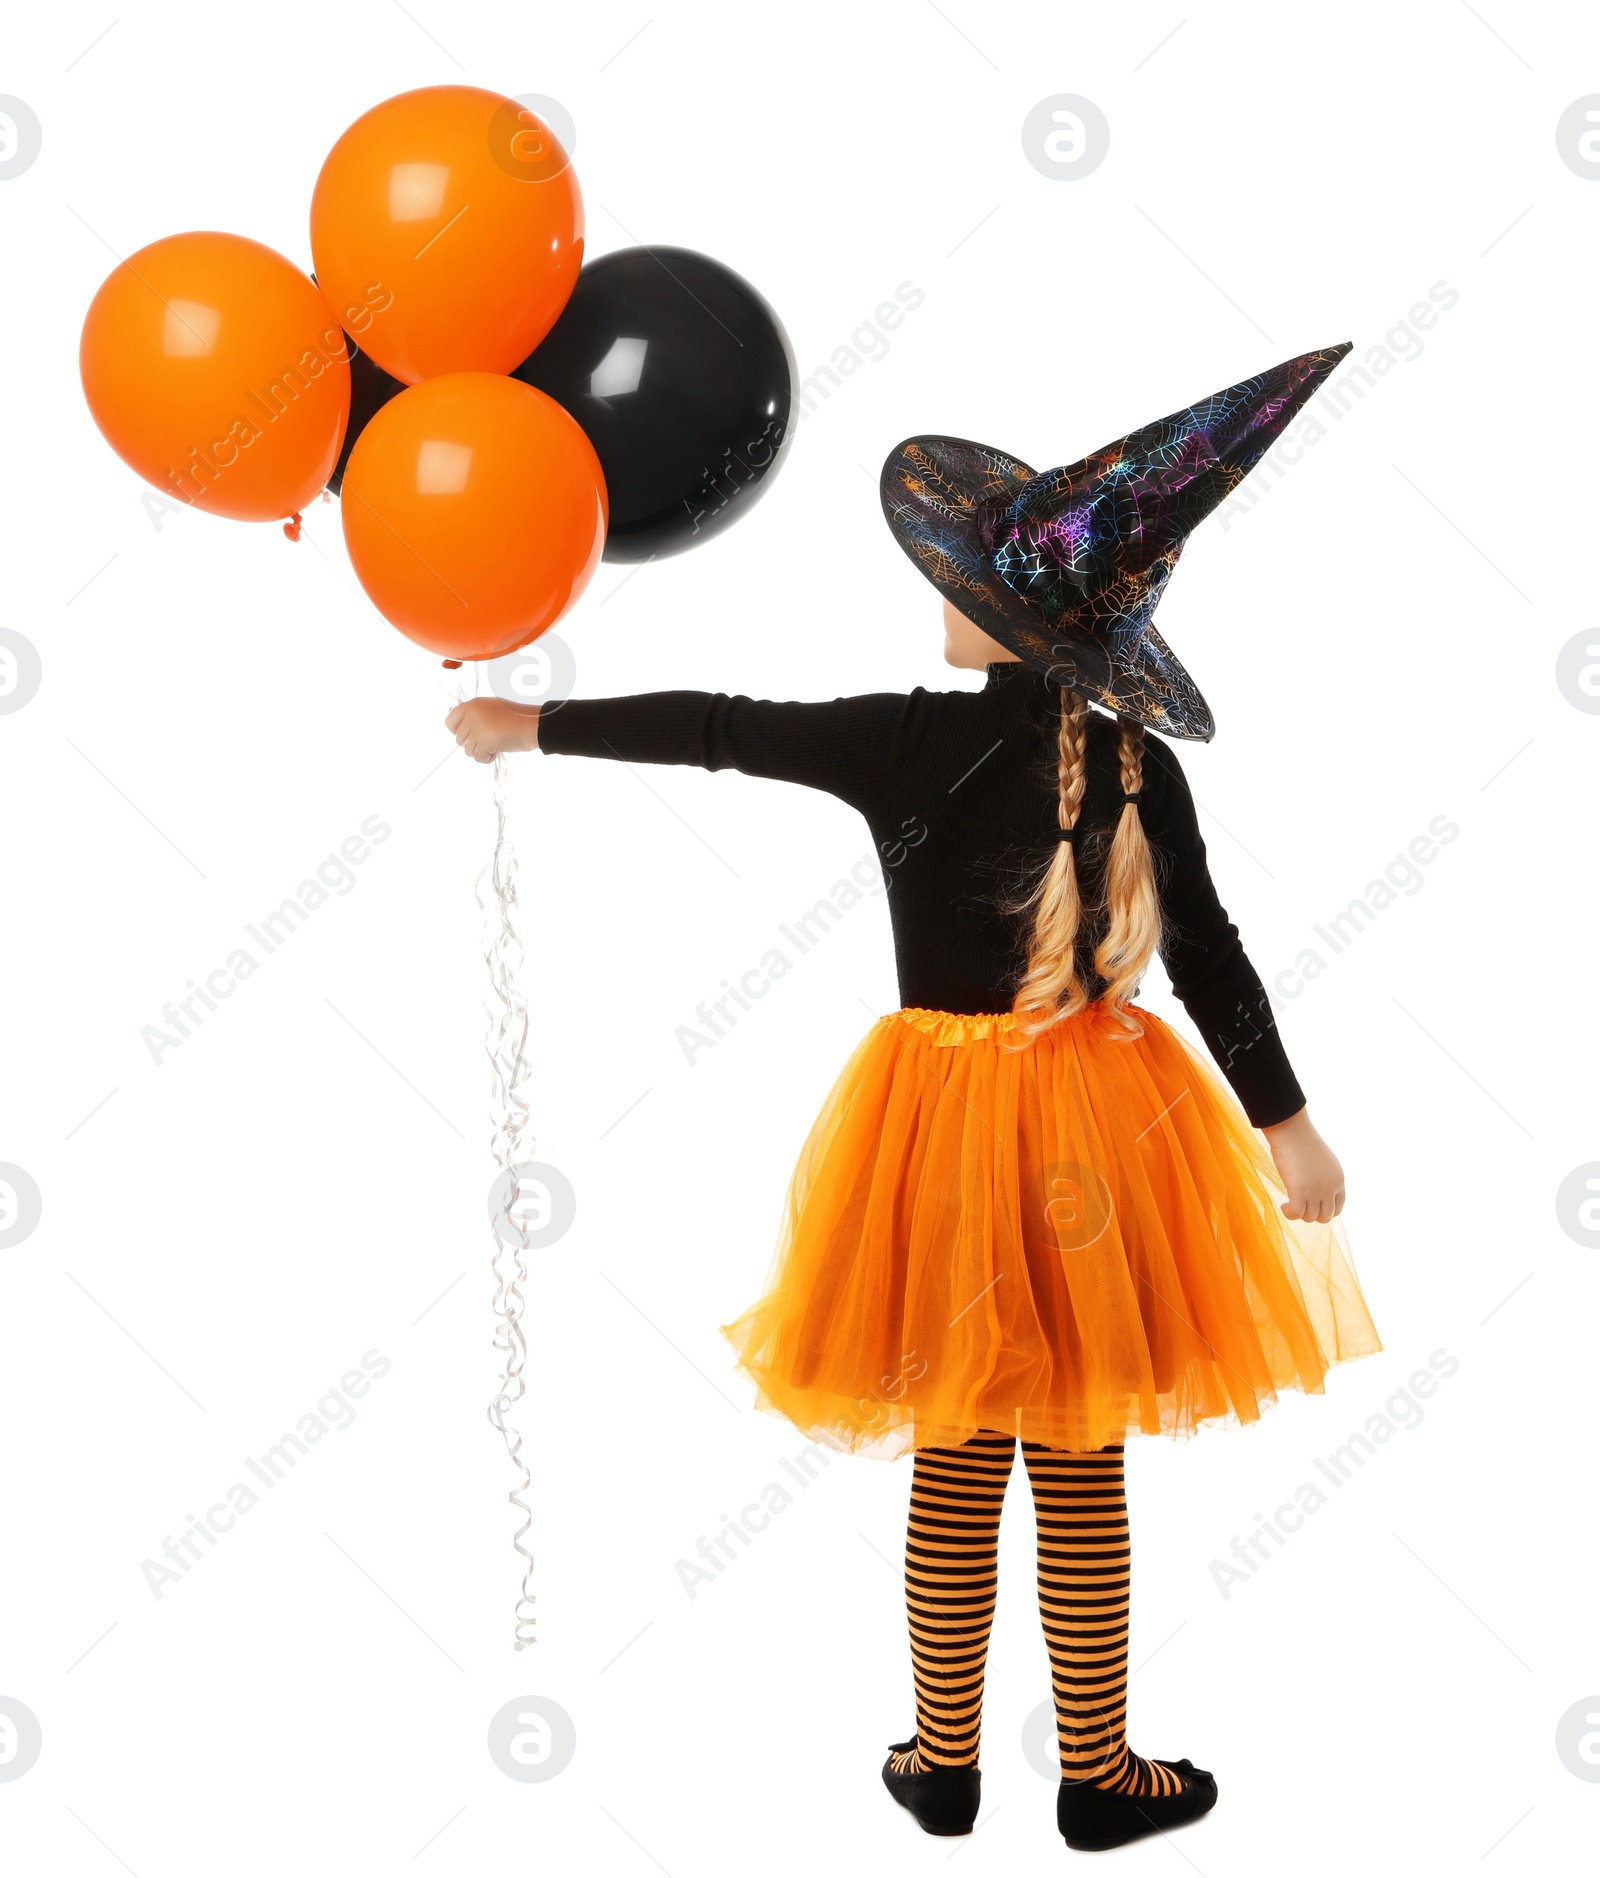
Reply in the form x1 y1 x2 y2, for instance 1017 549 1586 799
888 1432 1186 1797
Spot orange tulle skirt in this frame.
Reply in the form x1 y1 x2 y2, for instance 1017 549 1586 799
720 1004 1381 1457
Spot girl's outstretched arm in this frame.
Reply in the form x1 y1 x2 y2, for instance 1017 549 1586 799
445 688 932 807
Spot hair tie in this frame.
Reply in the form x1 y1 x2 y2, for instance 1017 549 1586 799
1121 791 1142 807
1056 824 1080 844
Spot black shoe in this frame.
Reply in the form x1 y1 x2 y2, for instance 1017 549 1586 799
1057 1759 1217 1851
881 1736 981 1836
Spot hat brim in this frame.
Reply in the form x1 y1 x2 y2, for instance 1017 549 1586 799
880 434 1215 741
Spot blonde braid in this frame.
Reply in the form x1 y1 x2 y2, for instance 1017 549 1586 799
1011 689 1091 1036
1093 716 1162 1031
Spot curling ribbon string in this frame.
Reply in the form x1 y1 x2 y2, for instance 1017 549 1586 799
472 664 538 1651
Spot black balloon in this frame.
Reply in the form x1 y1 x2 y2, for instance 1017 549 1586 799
513 246 796 562
327 342 405 496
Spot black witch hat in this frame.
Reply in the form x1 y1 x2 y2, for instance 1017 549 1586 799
880 343 1351 740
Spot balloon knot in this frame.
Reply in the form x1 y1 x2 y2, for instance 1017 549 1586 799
321 490 332 504
442 659 463 669
282 512 303 543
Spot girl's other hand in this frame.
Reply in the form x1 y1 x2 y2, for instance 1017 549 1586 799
1260 1108 1346 1223
445 698 541 763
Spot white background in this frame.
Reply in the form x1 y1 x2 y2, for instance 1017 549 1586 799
3 3 1597 1872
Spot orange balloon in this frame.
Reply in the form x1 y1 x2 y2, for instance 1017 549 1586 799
80 232 351 523
310 86 583 385
341 373 607 661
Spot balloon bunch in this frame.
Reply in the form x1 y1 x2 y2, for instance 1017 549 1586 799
80 82 797 662
78 85 798 1650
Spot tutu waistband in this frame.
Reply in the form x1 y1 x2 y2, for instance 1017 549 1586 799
892 1005 1030 1046
888 1004 1140 1048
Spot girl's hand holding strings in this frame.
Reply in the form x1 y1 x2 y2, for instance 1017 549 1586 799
446 698 541 763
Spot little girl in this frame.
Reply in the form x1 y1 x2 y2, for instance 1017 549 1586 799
446 346 1380 1852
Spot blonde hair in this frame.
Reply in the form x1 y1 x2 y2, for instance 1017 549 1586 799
1010 691 1162 1040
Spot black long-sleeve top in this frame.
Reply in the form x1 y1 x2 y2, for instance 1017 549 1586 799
540 661 1305 1126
